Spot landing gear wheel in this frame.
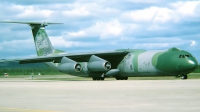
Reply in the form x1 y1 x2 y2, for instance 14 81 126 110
181 74 188 80
124 77 128 80
115 77 119 80
115 76 128 80
92 77 96 80
92 77 104 81
100 77 105 80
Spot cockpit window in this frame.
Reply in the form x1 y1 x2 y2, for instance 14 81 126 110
179 54 191 58
185 55 190 57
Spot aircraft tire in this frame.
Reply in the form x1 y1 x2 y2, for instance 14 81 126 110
92 77 104 81
115 77 120 80
181 74 188 80
100 77 105 80
92 77 96 80
124 77 128 80
115 76 128 80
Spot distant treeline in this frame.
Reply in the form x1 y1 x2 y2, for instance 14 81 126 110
0 62 65 75
193 66 200 73
0 68 65 76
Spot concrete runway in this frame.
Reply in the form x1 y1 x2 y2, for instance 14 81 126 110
0 79 200 112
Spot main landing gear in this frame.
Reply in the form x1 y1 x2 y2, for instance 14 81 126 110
115 76 128 80
92 76 129 81
181 74 188 80
92 77 105 80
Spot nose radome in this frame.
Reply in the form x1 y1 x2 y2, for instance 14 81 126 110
177 59 198 72
188 59 198 69
184 59 198 71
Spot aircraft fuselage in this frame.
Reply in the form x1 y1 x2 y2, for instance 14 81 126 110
66 47 198 79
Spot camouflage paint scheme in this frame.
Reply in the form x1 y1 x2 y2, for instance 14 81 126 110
0 21 198 80
117 48 197 77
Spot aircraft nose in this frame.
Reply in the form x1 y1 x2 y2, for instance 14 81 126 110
178 59 198 72
188 59 198 70
188 60 198 68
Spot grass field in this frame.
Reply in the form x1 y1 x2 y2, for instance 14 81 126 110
1 73 200 81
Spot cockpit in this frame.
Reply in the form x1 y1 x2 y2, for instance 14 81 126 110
179 54 192 58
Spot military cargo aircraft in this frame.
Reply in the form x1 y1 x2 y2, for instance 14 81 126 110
0 21 198 80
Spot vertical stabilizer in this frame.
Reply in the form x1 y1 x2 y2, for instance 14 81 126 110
0 21 63 69
30 24 54 56
0 21 63 56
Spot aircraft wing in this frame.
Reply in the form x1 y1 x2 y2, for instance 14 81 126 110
1 51 129 68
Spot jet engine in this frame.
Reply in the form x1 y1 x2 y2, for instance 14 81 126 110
59 63 81 73
58 57 81 74
88 61 111 71
87 55 111 72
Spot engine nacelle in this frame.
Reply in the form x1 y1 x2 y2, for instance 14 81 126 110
58 63 81 74
88 61 111 72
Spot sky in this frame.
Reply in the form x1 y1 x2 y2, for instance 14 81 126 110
0 0 200 61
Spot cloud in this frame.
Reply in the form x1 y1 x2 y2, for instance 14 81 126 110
121 7 158 22
0 39 36 58
190 40 196 46
64 19 123 40
62 7 90 17
0 39 34 51
50 36 100 48
0 0 200 61
176 1 200 16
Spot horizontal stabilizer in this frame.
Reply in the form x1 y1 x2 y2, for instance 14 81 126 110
0 21 63 27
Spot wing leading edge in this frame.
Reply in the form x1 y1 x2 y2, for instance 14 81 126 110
1 51 128 68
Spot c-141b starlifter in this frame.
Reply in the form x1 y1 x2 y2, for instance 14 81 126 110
0 21 198 80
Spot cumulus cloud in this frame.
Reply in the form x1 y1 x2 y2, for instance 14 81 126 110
121 7 158 22
62 7 90 17
0 39 36 58
0 39 34 51
0 0 200 61
65 19 123 40
176 1 200 16
50 36 100 48
190 40 196 46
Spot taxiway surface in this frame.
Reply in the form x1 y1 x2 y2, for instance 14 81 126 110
0 79 200 112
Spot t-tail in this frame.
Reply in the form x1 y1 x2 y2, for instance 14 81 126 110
0 21 63 56
0 21 64 69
